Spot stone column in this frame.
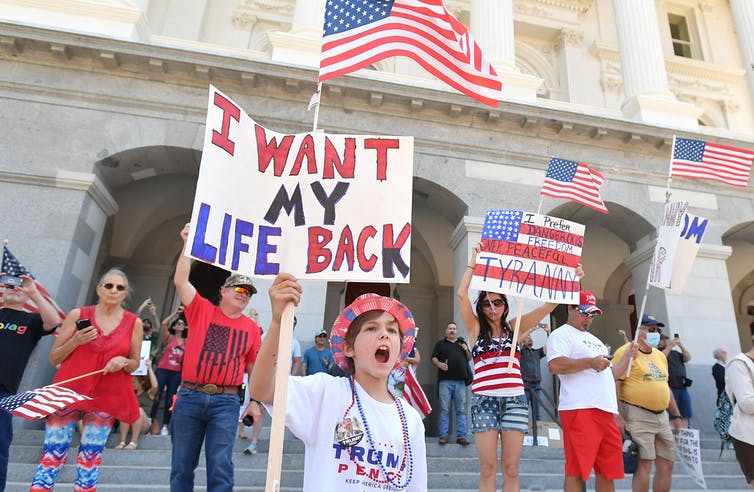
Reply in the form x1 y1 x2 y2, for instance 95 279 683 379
269 0 326 67
469 0 542 102
612 0 701 127
730 0 754 103
448 216 483 339
624 242 739 361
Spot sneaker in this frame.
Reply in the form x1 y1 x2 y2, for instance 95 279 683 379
243 441 258 455
438 437 448 445
457 437 470 446
160 426 169 436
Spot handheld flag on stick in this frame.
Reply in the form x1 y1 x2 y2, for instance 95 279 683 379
670 136 753 188
0 385 91 420
319 0 502 107
1 244 66 320
540 158 608 214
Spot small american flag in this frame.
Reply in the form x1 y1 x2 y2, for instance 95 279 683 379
0 385 90 420
540 157 608 214
1 245 66 319
401 365 431 418
670 136 754 188
319 0 502 107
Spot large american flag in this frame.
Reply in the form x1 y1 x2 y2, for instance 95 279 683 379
1 245 66 319
670 136 754 188
319 0 502 107
471 210 582 303
0 385 90 420
540 157 608 214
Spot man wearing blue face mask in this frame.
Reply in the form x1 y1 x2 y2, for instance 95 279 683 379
613 315 682 492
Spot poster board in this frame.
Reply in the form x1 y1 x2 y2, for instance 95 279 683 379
185 85 414 282
470 210 583 304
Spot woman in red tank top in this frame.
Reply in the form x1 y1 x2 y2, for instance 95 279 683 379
30 269 143 492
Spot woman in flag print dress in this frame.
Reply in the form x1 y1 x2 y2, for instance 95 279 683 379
31 269 142 492
458 242 581 492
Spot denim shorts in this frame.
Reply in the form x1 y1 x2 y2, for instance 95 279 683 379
470 393 529 434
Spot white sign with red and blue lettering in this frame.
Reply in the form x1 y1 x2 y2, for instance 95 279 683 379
185 86 414 282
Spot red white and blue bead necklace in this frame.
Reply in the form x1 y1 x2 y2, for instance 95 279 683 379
345 376 414 489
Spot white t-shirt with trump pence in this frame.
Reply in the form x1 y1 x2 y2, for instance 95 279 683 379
266 373 427 491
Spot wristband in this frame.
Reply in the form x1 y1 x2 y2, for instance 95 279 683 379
669 414 682 420
467 265 474 269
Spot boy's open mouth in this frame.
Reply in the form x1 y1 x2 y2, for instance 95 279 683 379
375 345 390 363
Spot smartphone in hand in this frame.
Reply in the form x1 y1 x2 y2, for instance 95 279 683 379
75 318 92 330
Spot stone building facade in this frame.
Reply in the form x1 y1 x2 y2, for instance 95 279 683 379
1 0 753 435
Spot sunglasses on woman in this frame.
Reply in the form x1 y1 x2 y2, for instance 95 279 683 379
480 298 506 308
101 283 127 291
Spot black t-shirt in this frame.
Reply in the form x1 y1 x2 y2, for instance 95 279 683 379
667 350 687 388
431 338 469 382
520 347 545 382
0 308 54 394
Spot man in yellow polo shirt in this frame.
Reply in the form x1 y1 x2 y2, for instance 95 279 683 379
613 315 682 492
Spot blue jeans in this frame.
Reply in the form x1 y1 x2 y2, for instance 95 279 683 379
438 379 467 439
0 390 11 491
524 381 543 422
170 387 240 492
151 369 182 426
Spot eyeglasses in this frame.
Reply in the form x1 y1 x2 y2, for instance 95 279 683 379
232 286 252 297
102 283 127 291
644 326 658 333
480 298 506 308
576 308 597 318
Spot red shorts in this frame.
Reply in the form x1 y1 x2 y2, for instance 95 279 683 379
560 408 624 482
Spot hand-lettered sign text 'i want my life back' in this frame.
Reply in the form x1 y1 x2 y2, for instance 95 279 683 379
471 210 583 303
186 86 414 282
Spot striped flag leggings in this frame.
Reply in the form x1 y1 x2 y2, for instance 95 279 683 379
30 409 114 491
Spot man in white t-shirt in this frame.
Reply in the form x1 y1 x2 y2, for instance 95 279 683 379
546 291 636 492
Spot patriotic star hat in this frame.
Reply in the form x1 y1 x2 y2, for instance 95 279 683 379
330 293 416 373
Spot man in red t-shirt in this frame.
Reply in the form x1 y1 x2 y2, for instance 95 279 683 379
170 223 262 492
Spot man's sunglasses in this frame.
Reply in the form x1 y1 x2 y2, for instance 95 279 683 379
101 283 127 291
480 298 506 308
644 326 659 333
576 308 597 318
232 286 252 297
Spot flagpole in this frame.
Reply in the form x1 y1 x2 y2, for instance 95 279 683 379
50 369 106 387
665 136 677 201
536 197 544 215
507 296 526 372
625 281 650 378
311 82 323 132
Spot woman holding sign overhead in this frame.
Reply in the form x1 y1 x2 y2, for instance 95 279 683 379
458 242 580 492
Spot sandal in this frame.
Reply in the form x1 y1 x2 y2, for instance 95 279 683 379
124 441 138 450
114 442 126 450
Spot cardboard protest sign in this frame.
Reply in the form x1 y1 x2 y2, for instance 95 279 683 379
470 210 582 304
186 86 414 282
132 342 152 376
675 428 707 489
649 201 709 293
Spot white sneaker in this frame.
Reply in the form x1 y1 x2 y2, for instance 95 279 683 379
160 426 169 436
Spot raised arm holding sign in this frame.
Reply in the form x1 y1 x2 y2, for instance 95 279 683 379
186 86 420 490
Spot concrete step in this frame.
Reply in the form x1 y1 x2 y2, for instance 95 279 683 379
7 429 747 491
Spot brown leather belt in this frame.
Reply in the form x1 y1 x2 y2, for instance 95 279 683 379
182 381 239 395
